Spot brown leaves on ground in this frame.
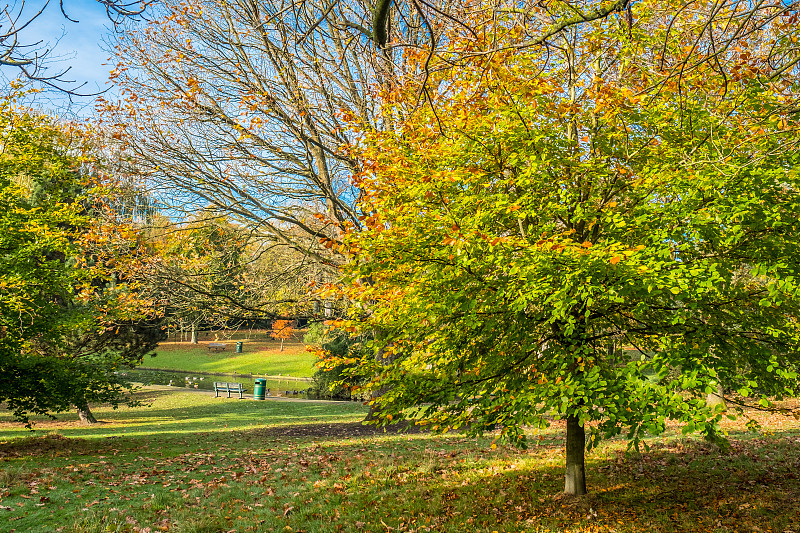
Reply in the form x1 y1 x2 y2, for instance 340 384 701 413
0 434 100 459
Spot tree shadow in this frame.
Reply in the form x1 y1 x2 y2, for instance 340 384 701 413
420 433 800 532
245 420 426 438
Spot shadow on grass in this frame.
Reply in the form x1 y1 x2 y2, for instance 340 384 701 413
580 436 800 532
0 420 430 459
110 388 363 418
331 432 800 533
245 419 427 438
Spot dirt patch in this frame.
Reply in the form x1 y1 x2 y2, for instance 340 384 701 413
248 421 428 439
0 433 99 459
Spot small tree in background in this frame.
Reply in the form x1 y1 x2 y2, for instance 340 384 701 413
270 320 295 351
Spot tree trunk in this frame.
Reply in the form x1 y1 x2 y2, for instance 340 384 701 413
364 342 394 422
191 323 198 344
76 403 98 425
706 382 726 410
564 415 587 495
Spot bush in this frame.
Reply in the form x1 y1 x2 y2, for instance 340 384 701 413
307 329 370 401
302 321 329 346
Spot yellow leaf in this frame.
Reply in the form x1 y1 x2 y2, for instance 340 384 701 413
610 256 621 265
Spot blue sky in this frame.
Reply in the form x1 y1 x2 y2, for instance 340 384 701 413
4 0 120 113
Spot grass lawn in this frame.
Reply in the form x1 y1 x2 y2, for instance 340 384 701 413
1 390 799 533
147 330 317 377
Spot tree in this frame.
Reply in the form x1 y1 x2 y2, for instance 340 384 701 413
113 207 322 339
103 0 375 255
270 319 296 351
334 2 800 495
366 1 798 68
0 101 164 425
151 212 250 342
100 0 439 303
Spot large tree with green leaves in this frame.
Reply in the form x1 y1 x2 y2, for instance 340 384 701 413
0 101 163 425
333 1 800 495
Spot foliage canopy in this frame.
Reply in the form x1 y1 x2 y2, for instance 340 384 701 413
0 102 163 424
332 0 800 493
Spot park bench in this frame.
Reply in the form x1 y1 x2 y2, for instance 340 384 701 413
214 382 245 399
208 342 227 352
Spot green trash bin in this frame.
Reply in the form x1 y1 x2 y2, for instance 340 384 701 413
235 341 243 353
253 378 266 400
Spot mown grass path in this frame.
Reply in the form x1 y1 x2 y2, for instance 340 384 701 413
1 390 799 533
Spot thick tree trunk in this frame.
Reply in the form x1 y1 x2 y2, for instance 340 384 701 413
364 342 394 422
191 323 198 344
564 415 587 495
76 403 98 425
704 382 728 449
706 382 726 410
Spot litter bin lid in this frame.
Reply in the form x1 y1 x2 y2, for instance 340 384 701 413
255 378 267 384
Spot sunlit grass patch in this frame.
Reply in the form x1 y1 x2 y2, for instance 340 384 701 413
0 389 366 440
145 342 317 377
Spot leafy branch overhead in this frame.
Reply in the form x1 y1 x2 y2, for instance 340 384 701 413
370 0 634 49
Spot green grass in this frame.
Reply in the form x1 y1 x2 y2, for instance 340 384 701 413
147 341 317 377
1 390 799 533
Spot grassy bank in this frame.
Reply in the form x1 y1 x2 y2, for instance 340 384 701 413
148 332 317 377
1 390 799 533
